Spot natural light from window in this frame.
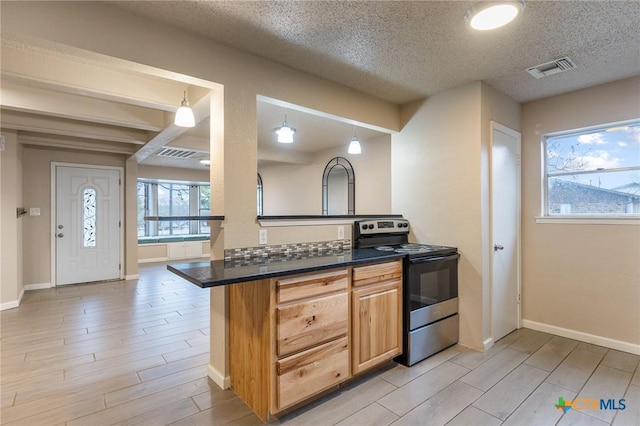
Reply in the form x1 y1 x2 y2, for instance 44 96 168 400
137 180 211 239
543 120 640 217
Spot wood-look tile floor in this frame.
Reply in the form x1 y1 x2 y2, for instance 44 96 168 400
1 262 638 425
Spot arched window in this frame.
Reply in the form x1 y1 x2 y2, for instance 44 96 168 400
322 157 355 215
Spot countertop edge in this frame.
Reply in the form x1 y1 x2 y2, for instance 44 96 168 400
167 251 406 288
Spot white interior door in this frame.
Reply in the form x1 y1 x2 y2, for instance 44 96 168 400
491 122 521 341
56 166 121 285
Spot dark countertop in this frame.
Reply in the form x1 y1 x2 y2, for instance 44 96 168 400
167 248 405 288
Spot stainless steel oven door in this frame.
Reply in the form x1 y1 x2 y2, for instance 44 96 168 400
408 254 459 330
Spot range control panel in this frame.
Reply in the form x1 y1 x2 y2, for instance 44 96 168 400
355 219 410 235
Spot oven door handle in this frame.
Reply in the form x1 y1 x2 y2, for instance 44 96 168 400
409 254 459 264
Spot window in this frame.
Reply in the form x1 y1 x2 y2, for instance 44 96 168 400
83 187 97 247
543 120 640 217
137 179 211 238
257 174 263 216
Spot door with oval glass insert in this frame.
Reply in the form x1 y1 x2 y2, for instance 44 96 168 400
55 166 121 285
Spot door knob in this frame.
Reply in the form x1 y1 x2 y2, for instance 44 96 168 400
494 244 504 251
57 233 64 238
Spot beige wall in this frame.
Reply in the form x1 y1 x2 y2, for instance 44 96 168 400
521 76 640 347
138 241 209 262
392 82 520 350
0 131 24 307
20 145 126 286
393 83 484 350
1 0 399 252
0 0 399 387
138 165 210 183
260 135 392 216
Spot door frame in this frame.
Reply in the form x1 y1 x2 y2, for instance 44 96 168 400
489 121 522 340
50 162 125 286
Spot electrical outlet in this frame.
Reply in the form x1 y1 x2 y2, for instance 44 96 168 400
337 226 345 240
259 229 268 245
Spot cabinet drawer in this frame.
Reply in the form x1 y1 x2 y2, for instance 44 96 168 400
353 260 402 287
277 292 348 357
276 336 349 411
276 269 348 303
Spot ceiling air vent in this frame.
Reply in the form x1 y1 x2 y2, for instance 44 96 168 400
156 147 199 159
526 57 576 79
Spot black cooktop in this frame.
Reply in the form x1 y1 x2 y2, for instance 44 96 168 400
375 243 457 258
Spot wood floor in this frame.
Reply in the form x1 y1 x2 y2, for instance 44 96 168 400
1 262 638 425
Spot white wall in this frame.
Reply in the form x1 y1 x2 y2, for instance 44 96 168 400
0 131 24 309
521 76 640 349
260 135 392 215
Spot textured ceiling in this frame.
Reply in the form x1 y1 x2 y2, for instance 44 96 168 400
4 1 639 171
108 0 640 104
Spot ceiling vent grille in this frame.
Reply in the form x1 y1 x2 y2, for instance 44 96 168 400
526 57 576 79
156 147 199 159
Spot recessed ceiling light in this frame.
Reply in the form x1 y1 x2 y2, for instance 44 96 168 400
199 159 211 165
465 1 525 31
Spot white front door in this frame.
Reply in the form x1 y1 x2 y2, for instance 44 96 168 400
55 166 121 285
491 122 521 341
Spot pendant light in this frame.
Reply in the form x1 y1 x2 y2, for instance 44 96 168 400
348 127 362 155
274 114 296 143
174 91 195 128
465 1 524 31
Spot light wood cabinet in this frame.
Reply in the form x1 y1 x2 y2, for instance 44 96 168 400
273 269 349 411
228 260 402 422
352 260 403 374
229 268 350 421
276 336 349 410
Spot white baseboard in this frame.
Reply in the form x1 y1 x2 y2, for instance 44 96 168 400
483 337 494 351
522 319 640 355
0 287 25 311
138 257 169 264
207 364 231 390
24 282 53 291
0 300 19 311
125 274 139 280
139 254 210 264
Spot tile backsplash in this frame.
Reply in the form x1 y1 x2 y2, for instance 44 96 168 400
224 239 351 260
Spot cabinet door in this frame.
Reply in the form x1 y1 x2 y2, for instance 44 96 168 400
352 280 402 374
276 336 349 411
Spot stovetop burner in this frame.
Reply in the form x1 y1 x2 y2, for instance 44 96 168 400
375 243 456 257
354 219 457 258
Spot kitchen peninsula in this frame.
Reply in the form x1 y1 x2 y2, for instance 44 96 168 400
168 248 405 421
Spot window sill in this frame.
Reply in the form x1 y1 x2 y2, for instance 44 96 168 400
257 214 402 227
138 236 210 244
535 216 640 225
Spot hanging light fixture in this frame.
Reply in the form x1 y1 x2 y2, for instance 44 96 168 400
348 127 362 155
174 91 195 128
465 1 524 31
274 114 296 143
